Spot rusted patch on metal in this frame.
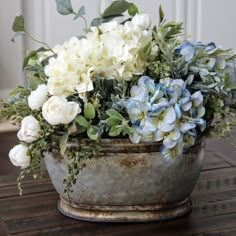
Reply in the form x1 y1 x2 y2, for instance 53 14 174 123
120 158 147 169
51 149 64 162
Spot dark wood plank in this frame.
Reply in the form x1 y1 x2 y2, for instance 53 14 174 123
5 214 79 234
0 131 19 175
0 191 57 210
12 212 236 236
0 196 58 221
206 137 236 167
191 227 236 236
0 174 50 188
201 149 232 171
0 182 54 198
0 219 10 236
193 167 236 196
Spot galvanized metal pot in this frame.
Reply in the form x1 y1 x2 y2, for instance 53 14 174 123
44 139 205 222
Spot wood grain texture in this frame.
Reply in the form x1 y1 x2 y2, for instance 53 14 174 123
0 132 235 235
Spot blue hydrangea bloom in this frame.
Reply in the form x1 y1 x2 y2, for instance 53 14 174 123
122 76 206 160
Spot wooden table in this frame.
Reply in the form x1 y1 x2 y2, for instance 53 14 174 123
0 133 236 235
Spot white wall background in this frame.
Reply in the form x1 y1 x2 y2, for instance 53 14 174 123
1 0 236 99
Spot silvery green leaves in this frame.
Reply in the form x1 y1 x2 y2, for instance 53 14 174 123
106 109 133 137
91 0 138 27
102 0 138 18
159 5 164 24
84 103 96 120
12 15 25 32
74 103 105 141
121 76 206 160
11 15 26 42
74 6 86 20
55 0 86 27
55 0 73 15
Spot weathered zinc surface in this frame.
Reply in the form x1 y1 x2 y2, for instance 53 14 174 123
44 139 204 222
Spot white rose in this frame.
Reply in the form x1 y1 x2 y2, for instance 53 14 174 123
28 84 48 110
42 96 81 125
9 144 31 169
17 116 41 143
131 13 151 30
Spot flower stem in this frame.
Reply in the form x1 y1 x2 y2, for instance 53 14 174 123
72 12 88 29
25 30 55 54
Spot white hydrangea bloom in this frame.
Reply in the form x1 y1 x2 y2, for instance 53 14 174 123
44 21 151 98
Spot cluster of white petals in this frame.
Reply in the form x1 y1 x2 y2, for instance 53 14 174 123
28 84 48 110
42 96 81 125
44 19 152 98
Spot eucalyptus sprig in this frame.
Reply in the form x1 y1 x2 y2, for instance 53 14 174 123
11 15 54 54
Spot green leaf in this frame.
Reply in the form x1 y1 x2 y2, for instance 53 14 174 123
28 75 45 90
25 65 46 77
59 132 69 155
75 115 89 128
143 41 152 57
90 18 102 27
55 0 74 15
84 103 96 120
87 126 99 140
23 51 37 70
106 109 123 120
102 0 132 18
107 117 121 126
124 125 134 135
109 126 123 137
73 6 86 20
77 126 87 134
23 47 48 70
128 3 139 16
9 86 30 97
159 5 164 24
12 15 25 32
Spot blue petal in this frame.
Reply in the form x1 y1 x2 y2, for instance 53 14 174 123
130 86 149 102
171 79 185 88
163 137 177 149
197 106 205 118
206 42 217 53
154 129 164 141
129 107 143 121
151 101 168 115
180 42 195 61
150 85 164 103
129 127 142 144
181 101 192 111
143 119 157 132
163 106 176 124
180 122 196 132
196 119 206 131
169 129 181 140
174 104 181 119
182 89 191 97
138 76 155 93
159 121 175 132
191 91 203 106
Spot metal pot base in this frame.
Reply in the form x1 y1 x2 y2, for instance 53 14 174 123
58 197 192 222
